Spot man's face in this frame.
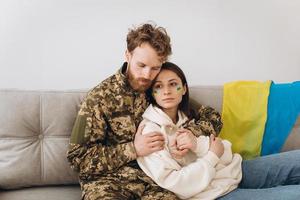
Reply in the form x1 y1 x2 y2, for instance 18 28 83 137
126 43 163 92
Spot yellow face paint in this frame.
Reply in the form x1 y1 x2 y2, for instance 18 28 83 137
153 89 159 96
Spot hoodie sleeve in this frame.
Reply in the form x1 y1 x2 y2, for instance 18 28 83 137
218 139 234 165
138 149 219 199
194 136 234 165
193 135 210 157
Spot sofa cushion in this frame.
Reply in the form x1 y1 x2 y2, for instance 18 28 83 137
0 185 81 200
282 116 300 152
0 90 87 189
189 86 223 112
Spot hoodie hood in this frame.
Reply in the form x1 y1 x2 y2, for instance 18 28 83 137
142 104 188 128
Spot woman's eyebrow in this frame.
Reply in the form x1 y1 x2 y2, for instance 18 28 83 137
155 78 178 83
168 78 178 82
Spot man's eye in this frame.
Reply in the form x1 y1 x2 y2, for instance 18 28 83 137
152 67 161 71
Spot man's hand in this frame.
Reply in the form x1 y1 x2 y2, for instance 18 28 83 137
175 128 197 151
134 124 165 157
209 134 224 158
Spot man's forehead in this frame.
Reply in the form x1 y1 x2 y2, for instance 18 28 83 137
137 61 162 68
131 44 164 66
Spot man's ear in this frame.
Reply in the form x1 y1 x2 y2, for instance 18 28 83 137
125 50 131 62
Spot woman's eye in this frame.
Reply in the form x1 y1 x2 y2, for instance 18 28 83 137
154 84 162 89
170 82 178 87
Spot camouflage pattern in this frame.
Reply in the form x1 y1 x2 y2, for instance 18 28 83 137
67 62 222 200
82 166 180 200
184 105 223 137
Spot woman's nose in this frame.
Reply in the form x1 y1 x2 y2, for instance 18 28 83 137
163 87 171 95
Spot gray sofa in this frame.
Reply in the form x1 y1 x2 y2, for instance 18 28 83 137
0 86 299 200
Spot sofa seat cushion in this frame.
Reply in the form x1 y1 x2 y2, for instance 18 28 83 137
0 185 81 200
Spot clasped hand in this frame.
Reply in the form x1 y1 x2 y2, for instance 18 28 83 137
169 128 196 159
134 125 224 158
170 129 225 159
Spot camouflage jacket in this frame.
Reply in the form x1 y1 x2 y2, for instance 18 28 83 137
67 63 222 182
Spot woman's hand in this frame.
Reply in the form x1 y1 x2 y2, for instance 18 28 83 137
209 134 224 158
175 128 197 152
169 139 189 159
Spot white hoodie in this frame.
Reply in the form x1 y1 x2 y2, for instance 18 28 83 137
137 105 242 200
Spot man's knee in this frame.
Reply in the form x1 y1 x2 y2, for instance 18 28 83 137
141 187 180 200
84 192 125 200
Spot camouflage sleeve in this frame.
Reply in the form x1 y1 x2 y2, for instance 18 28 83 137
66 96 137 177
184 105 223 137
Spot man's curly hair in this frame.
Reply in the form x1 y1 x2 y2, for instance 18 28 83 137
126 23 172 62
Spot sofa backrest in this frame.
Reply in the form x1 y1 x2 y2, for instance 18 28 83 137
0 90 86 189
0 87 299 189
189 86 223 112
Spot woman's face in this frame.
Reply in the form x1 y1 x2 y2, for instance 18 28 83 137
152 69 186 111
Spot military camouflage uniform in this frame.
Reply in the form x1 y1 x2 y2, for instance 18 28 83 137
67 63 222 200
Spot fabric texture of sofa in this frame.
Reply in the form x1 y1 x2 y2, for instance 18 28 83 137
0 86 299 200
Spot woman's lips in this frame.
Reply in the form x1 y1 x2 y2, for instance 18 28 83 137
162 98 174 101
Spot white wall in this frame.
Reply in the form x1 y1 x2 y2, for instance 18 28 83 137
1 0 299 90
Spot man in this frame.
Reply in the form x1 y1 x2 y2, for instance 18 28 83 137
67 23 222 200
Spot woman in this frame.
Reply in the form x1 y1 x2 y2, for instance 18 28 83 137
137 62 242 200
137 62 300 200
